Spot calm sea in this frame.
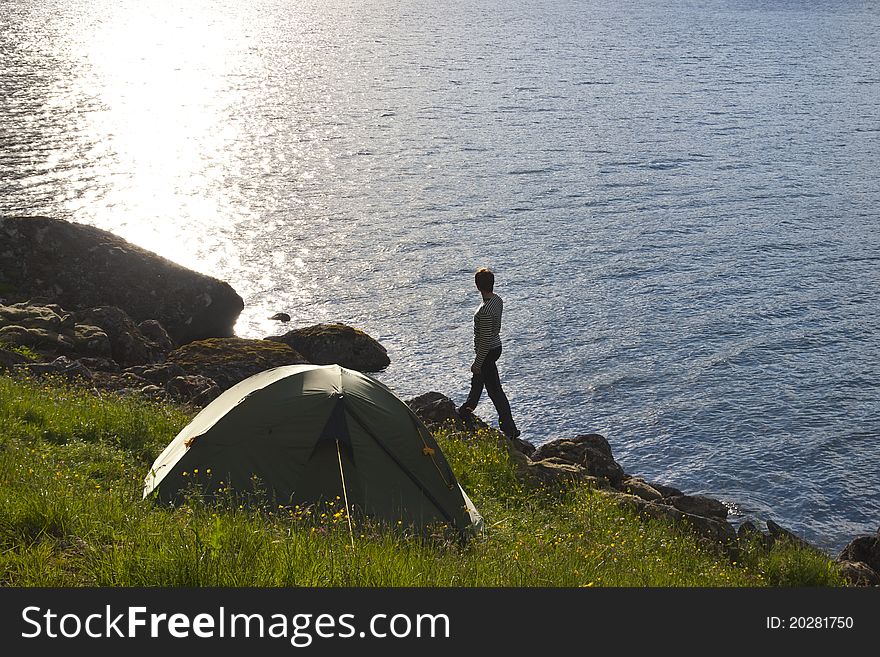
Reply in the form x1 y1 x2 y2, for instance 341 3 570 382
2 0 879 553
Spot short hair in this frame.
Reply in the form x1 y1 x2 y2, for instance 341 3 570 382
474 267 494 292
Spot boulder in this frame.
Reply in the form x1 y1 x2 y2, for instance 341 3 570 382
676 511 738 548
737 521 772 550
137 320 176 354
73 324 113 357
405 391 535 455
125 363 187 386
505 433 536 457
406 391 490 431
0 324 73 354
120 371 151 388
165 337 308 390
0 216 244 344
14 356 93 381
165 374 222 406
665 494 729 520
649 482 685 499
519 457 602 489
530 434 626 485
0 347 29 372
77 357 120 373
837 531 880 574
616 476 664 502
532 433 614 461
139 384 166 401
407 391 475 429
74 306 170 367
0 302 75 332
603 490 651 514
765 519 816 551
266 323 390 372
602 491 738 552
0 303 112 359
837 561 880 587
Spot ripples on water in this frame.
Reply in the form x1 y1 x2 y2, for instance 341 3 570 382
2 0 879 552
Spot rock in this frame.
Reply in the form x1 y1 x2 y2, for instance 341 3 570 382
520 457 602 488
0 303 112 359
74 306 169 367
269 313 291 322
125 363 187 386
165 337 309 390
0 347 30 372
649 482 685 498
616 476 664 502
665 494 729 520
0 302 75 332
507 434 537 457
737 521 772 550
77 357 120 372
139 384 166 401
677 512 738 549
266 323 390 372
165 374 222 406
530 434 626 485
407 391 476 429
837 531 880 573
137 320 176 353
766 519 816 551
837 561 880 587
14 356 93 381
533 433 614 460
407 391 489 430
737 520 761 537
405 391 535 455
120 371 150 387
73 324 114 358
602 491 738 553
535 433 614 459
0 216 244 344
603 490 651 513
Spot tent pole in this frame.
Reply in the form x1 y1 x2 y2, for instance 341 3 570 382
336 440 355 549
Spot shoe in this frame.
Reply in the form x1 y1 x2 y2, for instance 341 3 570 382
500 421 521 440
458 405 474 418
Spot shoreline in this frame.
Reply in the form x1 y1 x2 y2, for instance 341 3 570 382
1 215 878 584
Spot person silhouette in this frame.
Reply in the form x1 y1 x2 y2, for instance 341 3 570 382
458 267 520 440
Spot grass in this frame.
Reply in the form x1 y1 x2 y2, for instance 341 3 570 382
0 374 846 587
0 341 41 362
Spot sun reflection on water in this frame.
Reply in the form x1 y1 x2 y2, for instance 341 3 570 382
67 1 256 274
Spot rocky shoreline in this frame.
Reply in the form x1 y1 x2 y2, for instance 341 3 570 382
1 216 877 586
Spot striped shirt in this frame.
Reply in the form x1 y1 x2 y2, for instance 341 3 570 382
473 293 503 369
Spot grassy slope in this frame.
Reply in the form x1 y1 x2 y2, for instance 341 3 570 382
0 375 844 587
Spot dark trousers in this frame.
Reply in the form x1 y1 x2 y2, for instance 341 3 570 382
464 347 517 433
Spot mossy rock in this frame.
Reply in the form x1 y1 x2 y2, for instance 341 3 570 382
0 302 75 332
0 322 111 360
166 337 309 390
0 346 30 372
266 323 390 372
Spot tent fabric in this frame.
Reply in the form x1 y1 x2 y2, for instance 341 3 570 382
144 364 482 532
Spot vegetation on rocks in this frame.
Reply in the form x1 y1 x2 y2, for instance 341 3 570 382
0 375 845 587
165 337 308 390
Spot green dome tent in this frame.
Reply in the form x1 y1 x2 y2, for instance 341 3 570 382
144 364 482 532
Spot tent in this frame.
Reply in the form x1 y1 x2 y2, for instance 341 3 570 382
143 364 482 532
